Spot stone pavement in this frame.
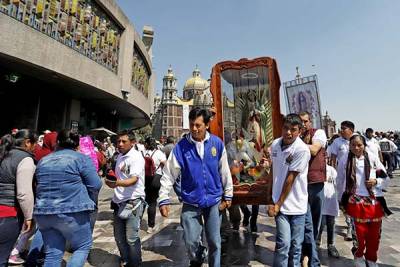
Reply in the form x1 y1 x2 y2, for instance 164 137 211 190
45 170 400 266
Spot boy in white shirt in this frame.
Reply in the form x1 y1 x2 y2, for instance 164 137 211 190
267 114 311 267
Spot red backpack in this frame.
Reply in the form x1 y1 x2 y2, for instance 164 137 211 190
142 150 157 177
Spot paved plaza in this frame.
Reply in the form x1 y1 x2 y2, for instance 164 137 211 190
70 170 400 267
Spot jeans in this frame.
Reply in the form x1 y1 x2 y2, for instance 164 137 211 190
317 215 336 245
303 183 323 267
181 202 221 267
113 200 144 267
0 217 21 267
395 151 400 169
26 228 45 266
35 211 92 267
273 213 305 267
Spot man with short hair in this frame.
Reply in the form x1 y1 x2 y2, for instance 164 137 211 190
267 114 311 267
299 111 328 265
105 130 145 267
379 133 397 178
161 135 175 159
158 107 233 267
328 120 355 241
365 128 383 162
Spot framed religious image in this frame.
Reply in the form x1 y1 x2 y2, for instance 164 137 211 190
209 57 283 205
283 75 322 129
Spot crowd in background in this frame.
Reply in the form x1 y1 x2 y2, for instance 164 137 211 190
0 111 398 267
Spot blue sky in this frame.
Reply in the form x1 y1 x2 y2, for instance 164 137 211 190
117 0 399 131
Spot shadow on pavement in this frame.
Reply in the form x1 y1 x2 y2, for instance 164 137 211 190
88 248 120 266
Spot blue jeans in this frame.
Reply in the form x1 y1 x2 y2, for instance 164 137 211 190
35 211 92 267
26 227 45 266
0 217 21 267
113 200 144 267
273 213 305 267
181 202 221 267
303 183 323 267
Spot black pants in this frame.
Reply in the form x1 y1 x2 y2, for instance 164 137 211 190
383 152 394 176
317 215 336 245
145 175 161 228
0 217 21 267
240 205 259 229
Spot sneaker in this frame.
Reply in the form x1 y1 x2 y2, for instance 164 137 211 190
327 244 340 258
345 228 353 241
146 227 154 234
8 254 25 265
354 257 366 267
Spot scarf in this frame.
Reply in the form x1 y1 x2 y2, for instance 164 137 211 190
345 151 373 197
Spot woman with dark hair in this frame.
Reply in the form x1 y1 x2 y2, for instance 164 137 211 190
33 129 102 266
0 130 37 266
142 136 166 233
343 135 390 267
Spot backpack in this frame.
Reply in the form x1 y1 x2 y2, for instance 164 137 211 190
142 150 157 177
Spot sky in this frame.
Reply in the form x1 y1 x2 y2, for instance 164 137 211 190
117 0 400 132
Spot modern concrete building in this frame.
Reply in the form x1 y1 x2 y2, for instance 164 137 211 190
0 0 154 135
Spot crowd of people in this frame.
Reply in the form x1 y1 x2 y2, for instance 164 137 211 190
0 107 397 267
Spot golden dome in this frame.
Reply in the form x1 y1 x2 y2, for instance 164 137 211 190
183 66 209 91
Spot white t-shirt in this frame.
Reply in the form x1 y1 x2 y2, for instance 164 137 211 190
379 138 398 153
271 137 311 215
113 147 145 203
142 149 167 176
135 143 145 152
366 137 381 160
354 152 388 197
322 165 339 216
312 129 327 147
327 136 350 199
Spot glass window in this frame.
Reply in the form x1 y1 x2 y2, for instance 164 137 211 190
221 66 272 184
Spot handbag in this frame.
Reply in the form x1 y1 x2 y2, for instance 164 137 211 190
111 199 143 220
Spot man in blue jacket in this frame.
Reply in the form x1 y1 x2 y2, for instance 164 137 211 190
158 107 233 267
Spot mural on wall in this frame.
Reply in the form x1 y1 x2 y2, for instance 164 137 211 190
0 0 122 73
132 50 150 98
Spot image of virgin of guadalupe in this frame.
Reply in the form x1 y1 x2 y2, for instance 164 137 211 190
298 91 308 113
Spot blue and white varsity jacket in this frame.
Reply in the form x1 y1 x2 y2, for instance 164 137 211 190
158 132 233 208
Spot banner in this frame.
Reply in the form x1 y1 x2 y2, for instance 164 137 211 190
283 75 322 129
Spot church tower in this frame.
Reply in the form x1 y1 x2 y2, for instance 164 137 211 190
161 66 178 104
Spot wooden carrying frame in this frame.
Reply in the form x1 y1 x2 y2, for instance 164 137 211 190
209 57 283 205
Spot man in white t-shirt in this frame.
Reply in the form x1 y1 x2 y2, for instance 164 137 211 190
105 130 145 267
365 128 383 163
142 136 167 233
379 133 398 178
267 114 311 267
328 120 354 242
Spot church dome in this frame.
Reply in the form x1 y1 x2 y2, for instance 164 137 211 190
183 66 209 92
164 65 175 79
